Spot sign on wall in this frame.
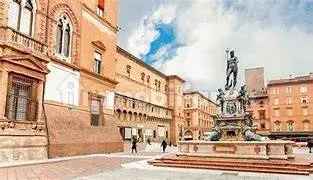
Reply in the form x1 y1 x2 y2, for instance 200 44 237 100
45 63 80 106
125 127 132 139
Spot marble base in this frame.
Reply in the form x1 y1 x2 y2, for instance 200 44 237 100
178 140 295 160
0 136 48 162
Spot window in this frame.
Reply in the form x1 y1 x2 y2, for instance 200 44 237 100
287 121 294 132
303 108 308 116
301 97 309 104
146 75 150 83
274 121 281 131
260 122 266 129
94 51 102 74
5 74 38 121
126 65 131 76
274 98 279 105
259 110 265 119
271 88 279 95
286 86 292 94
141 72 145 81
303 120 310 131
300 86 307 93
55 16 72 58
90 96 102 126
8 0 36 36
97 0 105 16
287 97 292 105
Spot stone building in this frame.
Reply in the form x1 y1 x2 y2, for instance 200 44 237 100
245 67 265 95
246 68 313 140
0 0 123 160
267 74 313 139
115 47 185 145
247 90 270 135
245 67 270 135
183 91 217 140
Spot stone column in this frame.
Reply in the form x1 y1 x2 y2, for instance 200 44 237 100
0 0 9 27
0 70 8 120
36 81 44 122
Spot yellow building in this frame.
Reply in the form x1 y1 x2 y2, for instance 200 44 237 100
183 91 218 140
115 47 185 145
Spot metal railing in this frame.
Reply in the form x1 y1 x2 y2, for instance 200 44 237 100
6 94 38 121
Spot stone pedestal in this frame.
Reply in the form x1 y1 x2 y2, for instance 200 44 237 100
178 140 295 160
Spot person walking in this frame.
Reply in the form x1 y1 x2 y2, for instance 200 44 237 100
161 140 167 153
131 137 138 154
308 139 313 153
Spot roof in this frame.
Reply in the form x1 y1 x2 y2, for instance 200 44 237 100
268 74 313 86
167 75 185 83
183 91 217 105
116 46 167 79
116 46 186 82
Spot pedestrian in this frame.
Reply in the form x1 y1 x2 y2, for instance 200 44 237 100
161 140 167 153
131 137 137 154
147 138 151 145
308 140 313 153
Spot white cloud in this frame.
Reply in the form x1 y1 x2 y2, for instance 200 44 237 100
126 4 177 58
123 0 313 93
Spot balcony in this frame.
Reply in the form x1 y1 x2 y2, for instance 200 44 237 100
0 26 47 57
114 93 172 120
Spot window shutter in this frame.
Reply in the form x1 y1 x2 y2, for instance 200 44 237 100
98 0 105 10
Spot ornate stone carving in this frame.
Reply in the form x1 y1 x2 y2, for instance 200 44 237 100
206 49 266 142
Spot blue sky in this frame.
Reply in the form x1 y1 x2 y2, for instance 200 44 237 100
119 0 313 94
142 23 176 64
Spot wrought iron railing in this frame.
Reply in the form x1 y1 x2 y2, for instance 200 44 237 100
6 94 38 121
0 26 47 55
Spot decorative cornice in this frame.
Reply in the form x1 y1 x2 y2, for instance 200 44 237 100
92 41 106 51
80 68 118 85
116 46 168 79
0 55 49 74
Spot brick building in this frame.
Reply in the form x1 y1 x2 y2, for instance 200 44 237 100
114 47 185 144
246 68 313 140
245 68 270 135
0 0 124 161
183 91 217 140
0 0 205 161
267 74 313 140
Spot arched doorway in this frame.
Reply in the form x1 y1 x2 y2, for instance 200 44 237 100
183 130 193 141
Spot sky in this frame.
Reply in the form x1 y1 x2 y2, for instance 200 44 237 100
118 0 313 96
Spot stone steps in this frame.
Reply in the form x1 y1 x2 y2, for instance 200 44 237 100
148 157 313 175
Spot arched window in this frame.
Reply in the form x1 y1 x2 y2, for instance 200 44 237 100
56 20 63 54
20 0 33 35
303 120 310 131
8 0 36 36
274 121 281 132
55 15 72 58
287 121 294 132
8 0 21 30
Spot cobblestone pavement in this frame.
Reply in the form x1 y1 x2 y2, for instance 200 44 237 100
0 147 312 180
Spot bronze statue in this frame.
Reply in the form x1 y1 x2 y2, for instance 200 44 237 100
225 50 239 90
216 88 225 113
238 85 250 112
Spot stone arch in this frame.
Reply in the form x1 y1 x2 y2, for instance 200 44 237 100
122 110 127 121
128 111 132 121
183 130 193 140
48 3 80 64
115 109 121 119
